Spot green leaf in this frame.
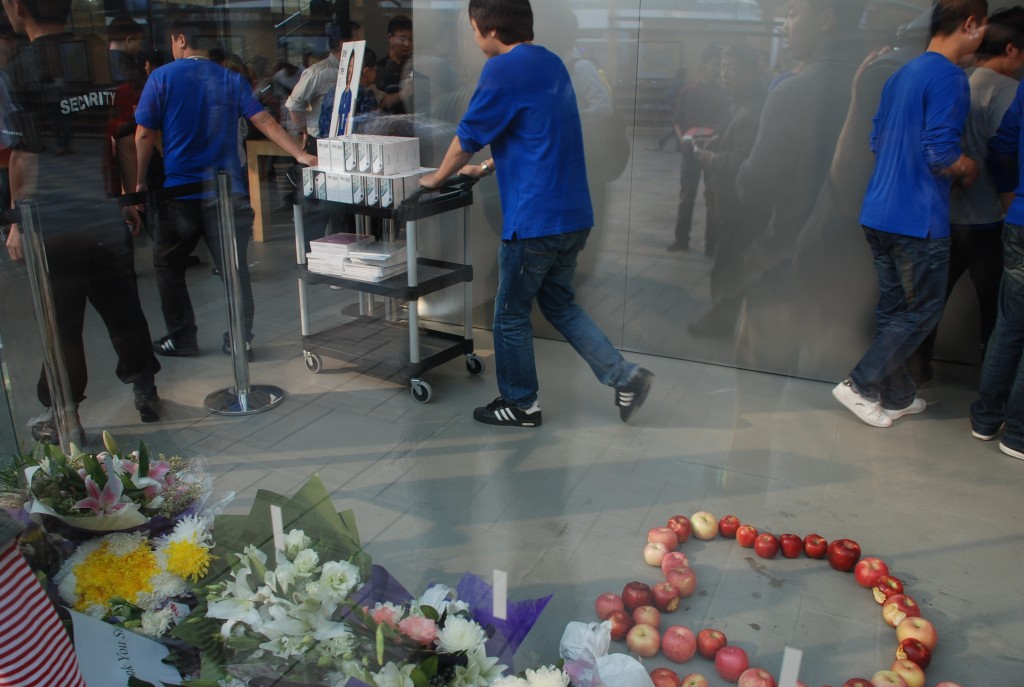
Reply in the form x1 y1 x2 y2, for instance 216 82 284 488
138 441 150 478
411 667 430 687
127 677 156 687
82 452 105 488
419 605 439 621
420 654 439 678
376 622 385 667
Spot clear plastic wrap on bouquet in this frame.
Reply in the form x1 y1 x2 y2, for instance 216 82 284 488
560 621 653 687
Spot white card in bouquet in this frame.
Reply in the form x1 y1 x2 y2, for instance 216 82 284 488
69 609 182 686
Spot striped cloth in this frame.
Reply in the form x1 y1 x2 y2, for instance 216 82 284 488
0 541 86 687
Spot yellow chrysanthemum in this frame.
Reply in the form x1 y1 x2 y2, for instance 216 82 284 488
163 539 213 582
72 540 160 612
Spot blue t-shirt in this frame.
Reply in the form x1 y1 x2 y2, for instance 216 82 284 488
456 44 593 240
135 58 264 196
859 52 969 239
989 80 1024 225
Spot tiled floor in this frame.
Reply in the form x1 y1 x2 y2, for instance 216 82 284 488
1 147 1021 687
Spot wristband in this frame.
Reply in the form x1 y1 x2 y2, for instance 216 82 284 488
481 160 492 175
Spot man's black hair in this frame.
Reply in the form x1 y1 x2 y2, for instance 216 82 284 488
108 13 143 41
18 0 71 24
977 5 1024 58
363 47 377 66
387 15 412 35
169 10 214 51
931 0 989 38
468 0 533 45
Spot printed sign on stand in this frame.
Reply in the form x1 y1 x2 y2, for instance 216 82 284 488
69 609 183 686
328 40 367 138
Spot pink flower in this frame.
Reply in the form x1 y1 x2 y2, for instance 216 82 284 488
73 475 126 515
370 605 400 629
399 617 438 647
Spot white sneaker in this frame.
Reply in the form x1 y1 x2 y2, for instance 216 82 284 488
884 397 926 421
832 379 892 428
999 442 1024 461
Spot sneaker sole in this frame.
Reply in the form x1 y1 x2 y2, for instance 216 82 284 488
472 408 541 427
619 370 655 423
971 429 999 441
832 383 892 428
998 442 1024 460
884 401 926 421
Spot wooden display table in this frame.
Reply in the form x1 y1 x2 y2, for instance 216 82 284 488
246 137 299 242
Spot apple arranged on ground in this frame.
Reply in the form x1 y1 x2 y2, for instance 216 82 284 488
882 594 921 627
869 670 909 687
754 533 779 559
895 637 931 669
803 533 828 558
633 604 661 629
895 617 936 650
718 514 741 538
661 551 691 576
737 667 777 687
681 674 709 687
779 533 802 558
736 524 759 548
652 581 682 612
714 645 750 682
854 557 889 588
841 679 873 687
622 581 652 612
662 625 698 663
626 623 661 657
645 541 671 566
696 628 727 660
595 592 625 620
690 511 718 540
872 575 904 604
651 667 681 687
888 659 924 687
827 538 862 572
667 515 692 543
665 566 697 597
649 526 681 550
607 609 634 640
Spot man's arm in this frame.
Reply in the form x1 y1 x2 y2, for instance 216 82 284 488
135 124 158 192
419 136 474 189
249 111 317 167
5 149 39 261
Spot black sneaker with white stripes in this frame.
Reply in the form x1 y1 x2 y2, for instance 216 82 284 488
473 397 542 427
152 335 198 357
616 367 655 422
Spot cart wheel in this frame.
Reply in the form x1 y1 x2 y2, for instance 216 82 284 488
410 379 433 403
303 352 323 374
465 354 485 375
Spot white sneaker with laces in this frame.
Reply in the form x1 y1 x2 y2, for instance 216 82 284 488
832 379 892 428
884 397 926 421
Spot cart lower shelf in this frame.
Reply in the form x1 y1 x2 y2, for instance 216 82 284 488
302 315 484 402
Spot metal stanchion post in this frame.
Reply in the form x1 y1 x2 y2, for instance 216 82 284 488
17 200 77 451
204 172 285 415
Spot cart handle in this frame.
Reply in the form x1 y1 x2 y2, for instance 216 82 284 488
403 173 478 207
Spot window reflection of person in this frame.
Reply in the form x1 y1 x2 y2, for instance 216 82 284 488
376 15 414 115
336 49 356 136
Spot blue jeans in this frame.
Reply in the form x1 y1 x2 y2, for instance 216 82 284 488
849 227 949 410
971 223 1024 449
493 230 638 408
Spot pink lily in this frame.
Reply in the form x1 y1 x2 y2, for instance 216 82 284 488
73 474 127 515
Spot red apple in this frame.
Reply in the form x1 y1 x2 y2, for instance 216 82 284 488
595 592 625 620
652 581 681 612
827 538 861 572
895 637 931 669
651 667 681 687
696 628 727 660
895 617 937 650
645 541 671 566
737 668 777 687
736 525 759 548
607 609 634 641
888 660 923 687
854 557 890 588
869 671 908 687
933 683 965 687
754 533 779 559
626 623 660 658
842 680 873 687
681 675 709 687
665 566 697 597
649 526 680 550
661 551 691 576
667 515 692 543
882 594 921 627
633 605 661 629
779 533 802 558
872 575 904 604
803 533 828 558
691 511 718 540
715 645 750 682
718 514 741 538
622 581 652 612
662 624 697 663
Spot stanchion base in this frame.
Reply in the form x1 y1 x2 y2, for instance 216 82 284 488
204 385 285 416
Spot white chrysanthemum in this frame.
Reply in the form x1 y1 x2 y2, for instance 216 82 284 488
105 532 147 557
56 569 80 607
436 615 487 654
491 677 529 687
292 548 319 575
284 529 312 559
136 572 188 610
140 608 174 637
162 514 212 548
314 560 361 602
373 661 417 687
83 603 107 618
523 666 570 687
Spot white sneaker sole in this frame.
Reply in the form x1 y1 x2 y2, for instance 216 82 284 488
884 398 926 421
833 381 892 428
999 442 1024 460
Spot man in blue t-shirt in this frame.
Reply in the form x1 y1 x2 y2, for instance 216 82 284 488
833 0 987 428
134 12 315 360
419 0 653 427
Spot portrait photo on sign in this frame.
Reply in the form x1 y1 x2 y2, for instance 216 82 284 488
328 40 366 137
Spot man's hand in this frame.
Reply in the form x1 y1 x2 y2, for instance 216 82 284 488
419 172 443 189
5 224 23 262
457 163 487 179
122 205 144 238
960 157 980 187
297 152 317 168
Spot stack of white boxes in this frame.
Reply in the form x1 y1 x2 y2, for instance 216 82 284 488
302 135 433 208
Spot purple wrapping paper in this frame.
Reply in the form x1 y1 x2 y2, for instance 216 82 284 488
343 680 373 687
347 564 414 610
457 572 552 666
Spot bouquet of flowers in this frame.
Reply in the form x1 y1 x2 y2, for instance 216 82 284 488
16 431 220 535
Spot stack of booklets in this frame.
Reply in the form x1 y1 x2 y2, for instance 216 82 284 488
306 232 373 277
343 241 408 282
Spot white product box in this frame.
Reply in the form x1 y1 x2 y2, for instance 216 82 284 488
363 174 379 206
314 170 328 200
343 139 358 172
316 139 332 170
330 139 346 172
325 172 342 202
378 176 394 208
352 174 365 205
302 167 315 198
357 139 371 173
337 173 354 204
